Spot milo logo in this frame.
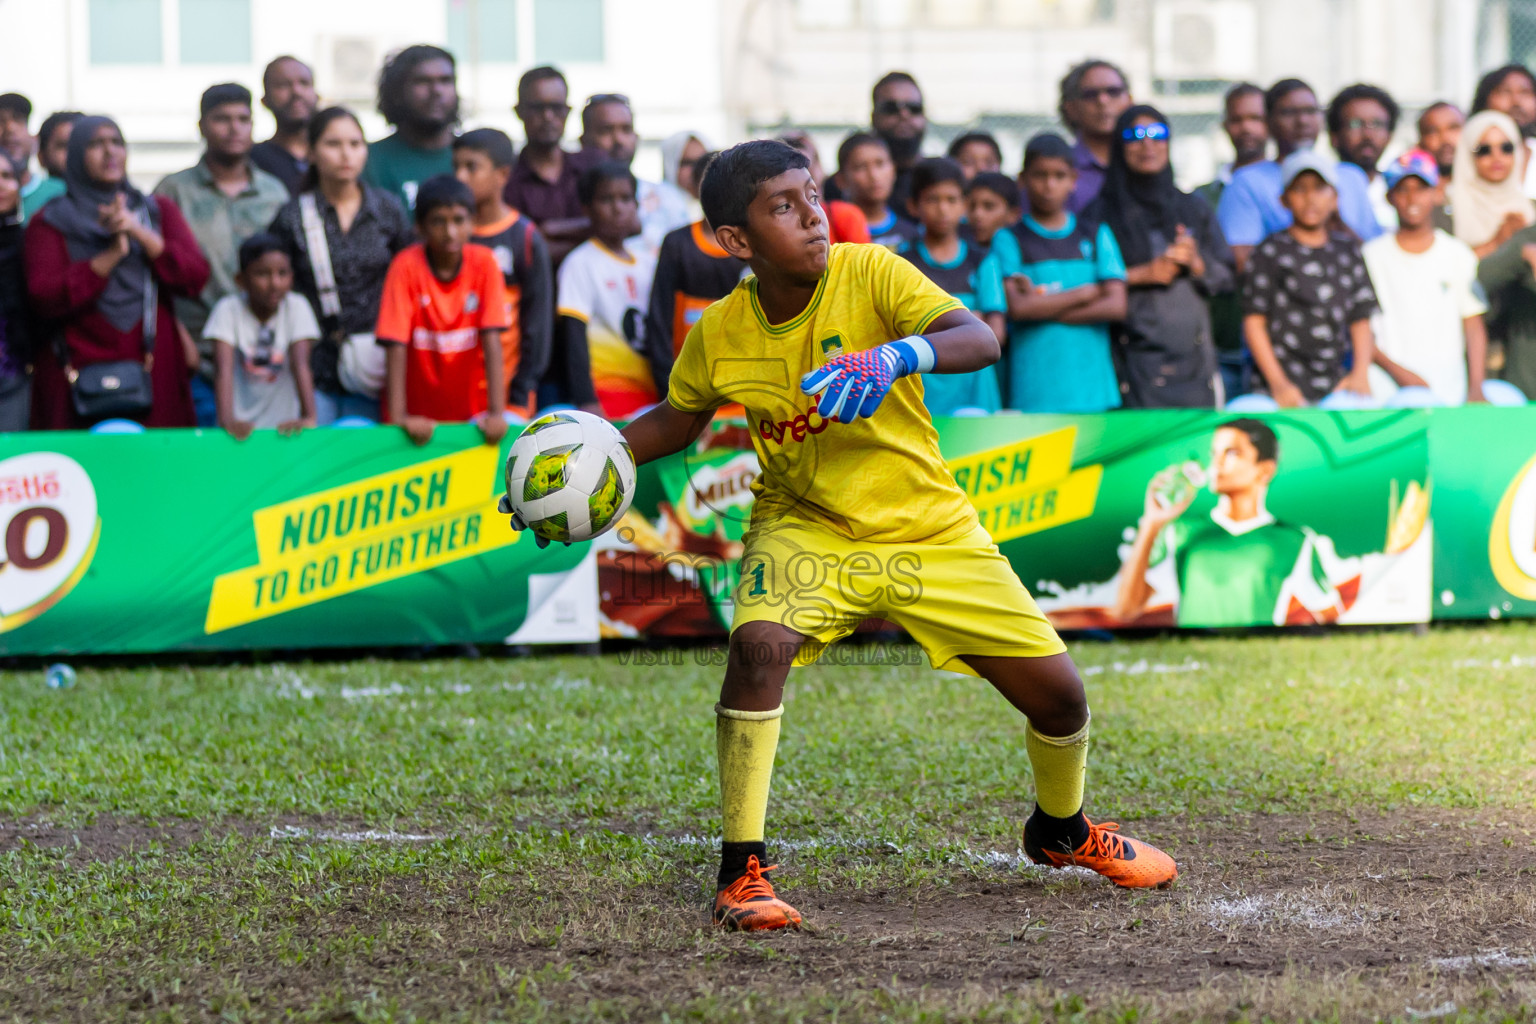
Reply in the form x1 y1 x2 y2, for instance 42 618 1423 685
683 453 759 525
0 453 100 632
1490 452 1536 600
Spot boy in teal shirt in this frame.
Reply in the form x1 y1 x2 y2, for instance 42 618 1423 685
988 133 1127 411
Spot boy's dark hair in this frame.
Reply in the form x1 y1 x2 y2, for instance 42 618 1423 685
1057 60 1126 127
947 131 1003 163
238 232 290 271
1265 78 1314 117
37 111 84 151
577 159 638 206
699 140 810 230
1224 82 1264 110
1022 131 1074 171
967 171 1020 208
518 64 566 101
909 157 966 200
200 83 252 118
1326 83 1400 134
377 44 456 127
836 131 887 172
453 128 516 168
872 71 919 104
1220 418 1279 463
0 93 32 120
413 173 475 223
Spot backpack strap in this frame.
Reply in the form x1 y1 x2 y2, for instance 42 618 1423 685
299 192 342 320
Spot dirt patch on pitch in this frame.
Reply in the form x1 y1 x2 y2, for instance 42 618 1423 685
6 809 1536 1021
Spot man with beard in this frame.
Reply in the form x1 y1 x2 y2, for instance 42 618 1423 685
364 44 458 213
1417 102 1463 234
155 83 289 425
251 56 318 194
505 65 592 266
1328 83 1400 230
1472 65 1536 199
578 94 690 261
823 72 928 209
1217 78 1382 272
1058 60 1133 213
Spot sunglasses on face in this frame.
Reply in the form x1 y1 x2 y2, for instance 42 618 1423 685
876 100 923 117
1078 84 1127 103
1122 122 1170 142
1475 141 1518 157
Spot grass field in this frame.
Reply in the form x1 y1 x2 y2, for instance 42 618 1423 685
2 626 1536 1022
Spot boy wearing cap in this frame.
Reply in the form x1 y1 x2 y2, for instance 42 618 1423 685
1362 150 1488 405
1242 150 1378 407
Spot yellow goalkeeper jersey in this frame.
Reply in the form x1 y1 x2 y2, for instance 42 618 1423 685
667 242 976 543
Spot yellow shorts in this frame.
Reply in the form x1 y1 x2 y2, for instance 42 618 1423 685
730 519 1066 674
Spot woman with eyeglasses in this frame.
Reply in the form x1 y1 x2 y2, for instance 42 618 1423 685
1448 110 1534 258
24 116 210 429
1470 110 1536 403
1098 106 1234 408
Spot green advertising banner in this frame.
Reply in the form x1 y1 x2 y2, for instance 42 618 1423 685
1430 406 1536 621
598 411 1435 636
0 427 594 655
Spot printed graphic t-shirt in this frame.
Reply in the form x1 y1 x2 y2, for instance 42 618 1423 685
668 242 971 543
557 239 659 401
375 244 510 421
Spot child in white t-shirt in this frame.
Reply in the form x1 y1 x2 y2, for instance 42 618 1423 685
555 161 661 419
205 234 321 439
1363 151 1489 405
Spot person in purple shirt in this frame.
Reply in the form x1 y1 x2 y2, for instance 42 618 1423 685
1058 59 1133 214
1217 78 1383 271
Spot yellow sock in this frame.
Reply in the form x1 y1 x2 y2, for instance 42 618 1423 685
716 703 783 843
1025 717 1090 819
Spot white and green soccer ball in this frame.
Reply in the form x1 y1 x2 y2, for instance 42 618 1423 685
503 410 636 543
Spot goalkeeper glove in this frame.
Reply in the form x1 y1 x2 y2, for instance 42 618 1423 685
497 494 558 548
799 336 936 424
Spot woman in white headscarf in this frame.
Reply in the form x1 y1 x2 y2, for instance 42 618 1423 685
659 131 710 198
1449 109 1536 258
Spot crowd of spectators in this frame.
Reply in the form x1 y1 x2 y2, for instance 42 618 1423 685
3 52 1536 442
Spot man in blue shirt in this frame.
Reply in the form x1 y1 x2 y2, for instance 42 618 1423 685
1218 78 1382 271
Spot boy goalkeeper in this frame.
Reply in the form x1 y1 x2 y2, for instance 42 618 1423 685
522 140 1177 930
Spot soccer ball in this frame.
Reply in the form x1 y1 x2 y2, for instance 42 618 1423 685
503 410 636 543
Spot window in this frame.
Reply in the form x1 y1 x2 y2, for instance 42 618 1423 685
534 0 603 63
88 0 163 65
448 0 520 62
179 0 252 64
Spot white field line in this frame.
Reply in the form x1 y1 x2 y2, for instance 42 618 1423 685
270 825 440 843
1202 891 1350 930
271 676 591 701
1429 949 1536 970
1451 655 1536 668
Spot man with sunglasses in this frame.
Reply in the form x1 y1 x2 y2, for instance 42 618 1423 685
507 66 595 267
1216 78 1382 273
823 72 929 210
1327 83 1401 231
1057 60 1133 213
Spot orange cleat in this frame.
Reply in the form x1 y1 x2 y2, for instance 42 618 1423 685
1024 815 1178 889
712 854 802 931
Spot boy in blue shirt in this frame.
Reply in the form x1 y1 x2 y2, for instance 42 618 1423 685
897 157 1005 414
989 132 1127 411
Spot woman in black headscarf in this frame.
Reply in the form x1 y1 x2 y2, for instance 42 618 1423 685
24 115 209 428
1098 104 1235 408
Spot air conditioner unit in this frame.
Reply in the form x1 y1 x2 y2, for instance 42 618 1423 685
1152 0 1258 79
321 37 379 103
